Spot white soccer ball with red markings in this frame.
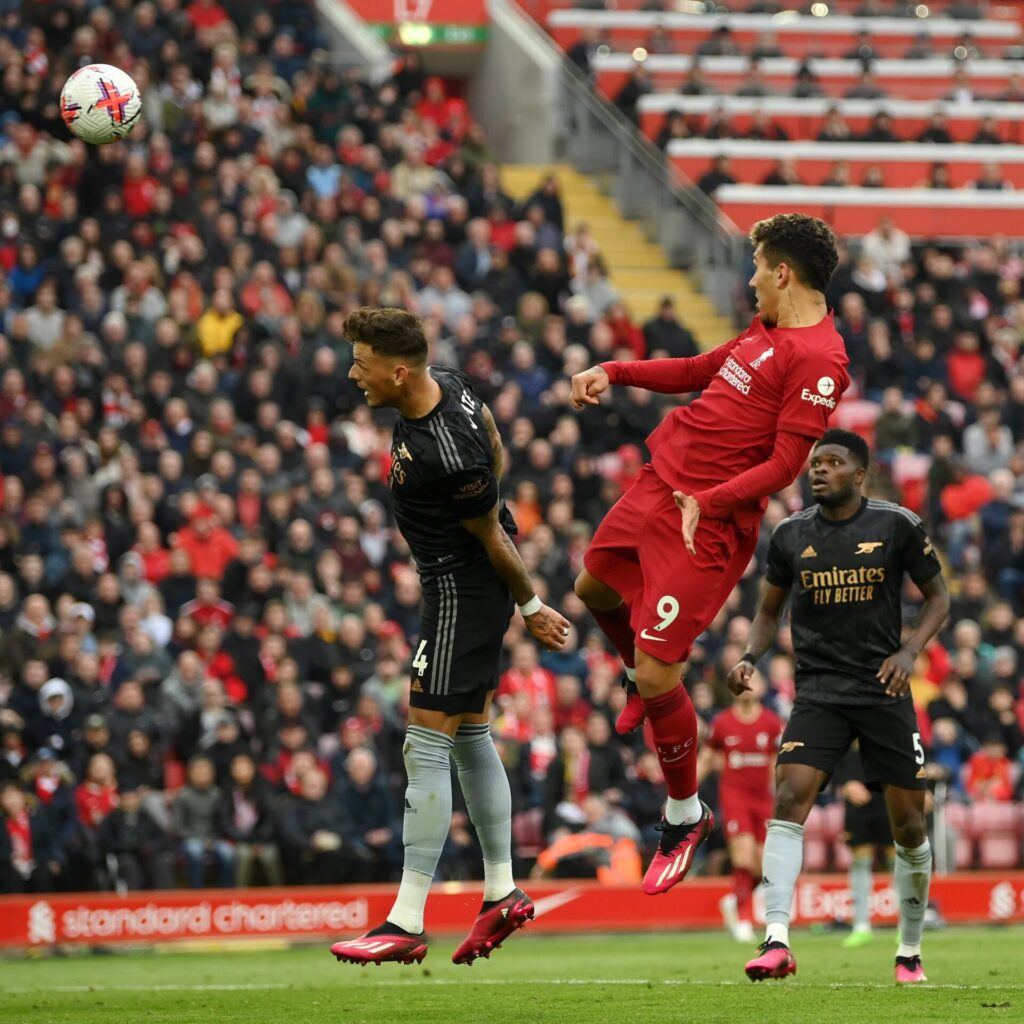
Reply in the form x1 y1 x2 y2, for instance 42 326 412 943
60 64 142 145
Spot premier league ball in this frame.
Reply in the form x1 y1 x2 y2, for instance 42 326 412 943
60 63 143 145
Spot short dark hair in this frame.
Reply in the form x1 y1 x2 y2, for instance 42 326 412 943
343 306 427 363
816 429 870 469
750 214 838 293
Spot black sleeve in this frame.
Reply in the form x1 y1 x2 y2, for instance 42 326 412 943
897 510 943 586
764 524 794 588
444 466 500 520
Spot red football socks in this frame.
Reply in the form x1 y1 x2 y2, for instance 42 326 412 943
591 603 636 669
642 685 698 798
734 867 755 923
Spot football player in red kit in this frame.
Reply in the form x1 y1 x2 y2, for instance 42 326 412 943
569 214 848 895
701 674 783 941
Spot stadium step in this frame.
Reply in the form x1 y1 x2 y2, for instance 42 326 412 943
502 163 734 347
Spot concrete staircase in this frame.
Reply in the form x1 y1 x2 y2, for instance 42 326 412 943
501 164 734 348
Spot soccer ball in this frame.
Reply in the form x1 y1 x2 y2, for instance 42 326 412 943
60 64 142 145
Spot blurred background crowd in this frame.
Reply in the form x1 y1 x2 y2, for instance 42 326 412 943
0 0 1022 895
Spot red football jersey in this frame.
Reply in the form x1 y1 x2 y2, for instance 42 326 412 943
707 706 784 795
605 315 849 527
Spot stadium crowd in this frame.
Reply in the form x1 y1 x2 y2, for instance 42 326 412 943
0 0 1023 895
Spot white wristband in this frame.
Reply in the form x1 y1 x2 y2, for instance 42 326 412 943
518 595 542 617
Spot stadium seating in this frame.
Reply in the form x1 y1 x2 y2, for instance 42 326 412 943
548 10 1021 59
594 55 1024 103
970 801 1024 869
712 184 1024 236
804 802 846 872
938 802 975 868
638 95 1024 144
668 140 1024 189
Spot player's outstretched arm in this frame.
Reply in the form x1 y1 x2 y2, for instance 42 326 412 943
460 503 571 651
727 580 789 695
876 573 949 698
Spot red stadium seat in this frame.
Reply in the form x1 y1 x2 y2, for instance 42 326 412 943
833 399 881 449
667 140 1024 191
970 801 1023 870
941 801 976 870
548 10 1021 60
594 55 1024 106
639 96 1024 146
713 185 1024 239
513 807 547 861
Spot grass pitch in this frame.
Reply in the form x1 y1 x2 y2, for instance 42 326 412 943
2 927 1021 1024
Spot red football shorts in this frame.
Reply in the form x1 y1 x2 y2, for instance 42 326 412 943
720 789 774 844
584 465 759 664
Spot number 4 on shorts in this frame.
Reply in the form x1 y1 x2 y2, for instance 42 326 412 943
413 640 429 677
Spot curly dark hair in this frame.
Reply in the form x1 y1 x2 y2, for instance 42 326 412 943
750 214 838 294
816 428 870 469
343 307 428 363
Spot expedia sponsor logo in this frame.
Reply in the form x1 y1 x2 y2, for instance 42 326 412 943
800 375 838 408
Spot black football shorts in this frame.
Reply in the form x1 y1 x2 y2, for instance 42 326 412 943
411 563 515 716
777 695 927 791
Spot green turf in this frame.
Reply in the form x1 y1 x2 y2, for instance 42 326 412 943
2 927 1021 1024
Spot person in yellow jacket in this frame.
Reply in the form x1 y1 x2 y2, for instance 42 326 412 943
196 288 244 358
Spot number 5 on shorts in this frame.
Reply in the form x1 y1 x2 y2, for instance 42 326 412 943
912 731 924 765
413 640 429 677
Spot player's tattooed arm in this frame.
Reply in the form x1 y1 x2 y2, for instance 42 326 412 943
480 402 503 479
460 503 571 651
877 572 949 698
727 580 789 695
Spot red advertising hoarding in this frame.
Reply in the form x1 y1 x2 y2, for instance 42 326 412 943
2 873 1023 947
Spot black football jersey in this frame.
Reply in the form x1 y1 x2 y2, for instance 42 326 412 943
765 498 943 705
388 366 515 581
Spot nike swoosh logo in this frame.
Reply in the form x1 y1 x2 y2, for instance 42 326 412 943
639 629 667 641
531 889 582 918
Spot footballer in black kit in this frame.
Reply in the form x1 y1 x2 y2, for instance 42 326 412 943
330 307 567 970
764 485 942 788
388 363 518 714
732 428 949 985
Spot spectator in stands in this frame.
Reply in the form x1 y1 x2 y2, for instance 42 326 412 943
844 31 877 62
278 766 360 885
761 159 802 186
962 407 1014 476
656 112 692 150
845 68 886 100
613 64 652 125
736 63 774 98
860 111 896 144
746 110 788 142
0 779 61 893
815 105 856 143
972 163 1011 191
999 73 1024 103
861 215 912 281
697 155 737 196
174 754 234 888
679 65 710 97
963 735 1015 801
903 32 935 61
98 785 175 891
946 68 976 105
972 116 1003 146
697 25 741 58
219 752 282 886
567 25 603 81
792 62 823 99
923 163 953 189
751 32 783 60
642 298 698 359
920 111 954 145
874 388 919 453
822 161 852 188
